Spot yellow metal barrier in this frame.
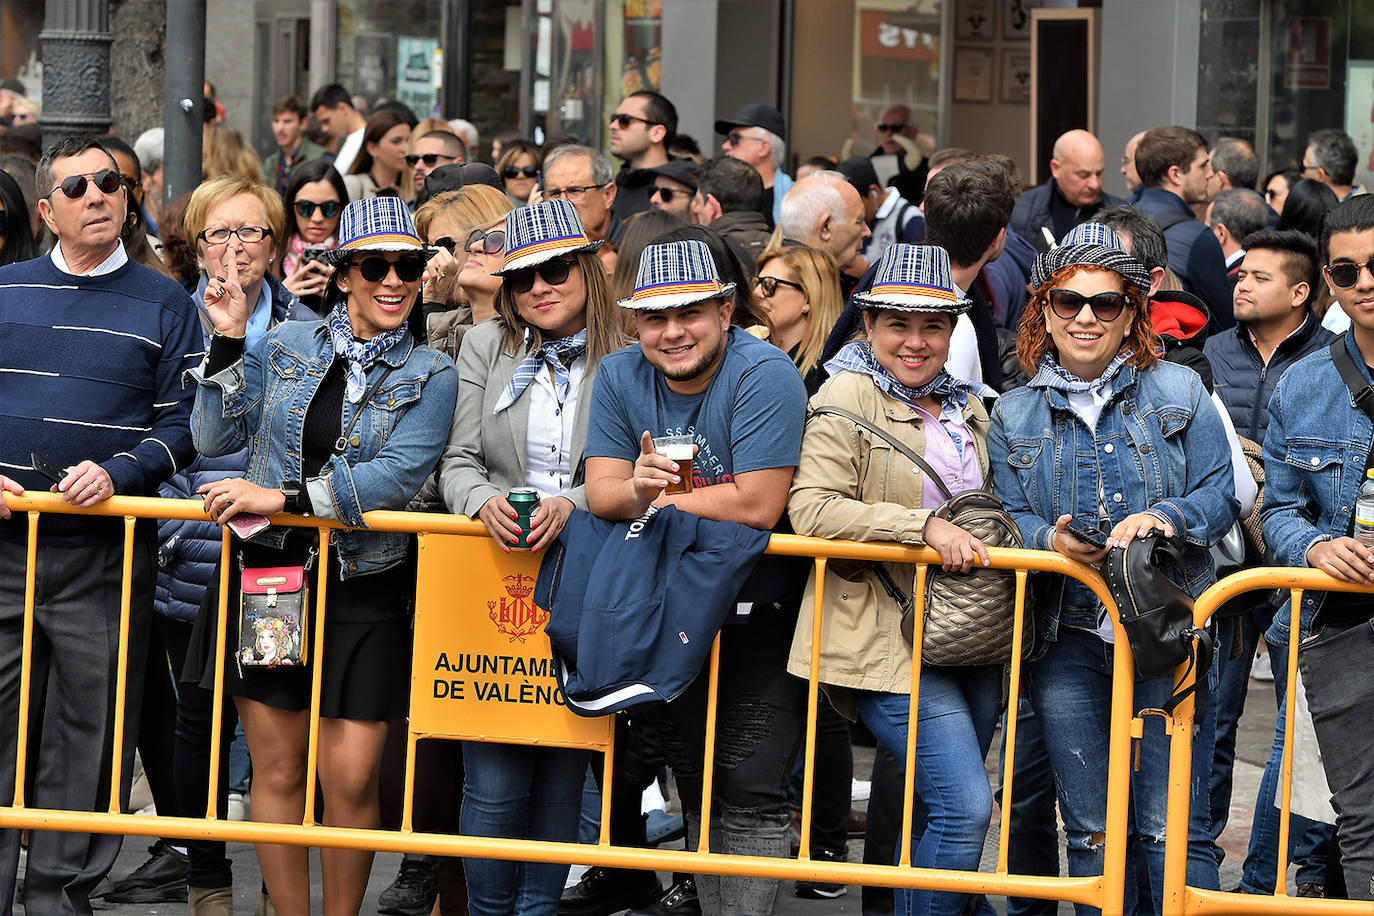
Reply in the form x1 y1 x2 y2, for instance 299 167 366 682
1 491 1146 911
1162 567 1374 916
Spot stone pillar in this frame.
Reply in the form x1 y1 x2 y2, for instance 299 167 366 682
39 0 114 148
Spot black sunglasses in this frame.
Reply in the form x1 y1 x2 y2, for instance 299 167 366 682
503 165 539 179
506 257 575 294
610 113 660 129
48 168 122 200
294 200 340 219
753 275 805 297
651 185 687 203
1047 288 1130 322
464 228 506 254
1325 260 1374 289
876 123 909 133
405 152 454 167
350 256 427 283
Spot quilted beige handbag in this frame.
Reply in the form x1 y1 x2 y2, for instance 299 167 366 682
810 406 1025 666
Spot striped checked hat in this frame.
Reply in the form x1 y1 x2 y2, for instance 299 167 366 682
618 239 737 310
321 196 436 265
851 244 971 314
493 198 603 275
1031 223 1151 295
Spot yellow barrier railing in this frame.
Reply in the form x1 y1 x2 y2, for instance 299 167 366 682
1162 567 1374 916
1 491 1143 911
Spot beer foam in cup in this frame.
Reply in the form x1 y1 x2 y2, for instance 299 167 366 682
658 443 694 460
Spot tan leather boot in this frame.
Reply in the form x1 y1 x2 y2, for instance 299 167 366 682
189 885 234 916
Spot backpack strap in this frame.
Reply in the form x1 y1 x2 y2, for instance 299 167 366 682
1151 209 1193 232
1330 334 1374 425
809 404 954 502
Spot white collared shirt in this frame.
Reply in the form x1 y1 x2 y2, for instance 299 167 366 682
333 128 365 177
524 355 587 499
50 241 128 277
947 282 984 385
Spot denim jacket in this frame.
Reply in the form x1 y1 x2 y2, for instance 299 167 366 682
190 320 457 578
1260 329 1374 641
988 359 1238 641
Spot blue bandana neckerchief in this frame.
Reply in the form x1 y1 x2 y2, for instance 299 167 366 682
493 328 588 414
1029 350 1134 395
823 340 972 410
325 302 408 403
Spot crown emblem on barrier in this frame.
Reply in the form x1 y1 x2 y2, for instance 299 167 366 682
488 573 545 642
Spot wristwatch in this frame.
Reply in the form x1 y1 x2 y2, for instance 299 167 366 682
281 482 310 516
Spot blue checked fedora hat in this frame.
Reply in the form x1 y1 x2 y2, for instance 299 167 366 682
320 196 436 265
851 244 971 313
493 198 603 275
1030 221 1151 294
618 239 737 310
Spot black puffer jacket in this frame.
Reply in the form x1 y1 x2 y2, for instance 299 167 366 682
1203 310 1332 443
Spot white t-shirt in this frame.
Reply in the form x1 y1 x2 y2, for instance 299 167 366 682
332 128 365 177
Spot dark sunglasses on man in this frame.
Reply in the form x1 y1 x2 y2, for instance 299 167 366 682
1047 288 1129 322
406 153 455 168
349 256 427 283
876 122 908 134
1325 260 1374 290
503 165 539 179
650 185 687 203
294 200 341 219
505 257 576 294
47 168 123 200
609 113 660 129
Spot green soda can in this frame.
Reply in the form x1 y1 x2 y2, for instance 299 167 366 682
508 487 541 549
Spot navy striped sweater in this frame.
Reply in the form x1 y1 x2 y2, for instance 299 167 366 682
0 253 202 544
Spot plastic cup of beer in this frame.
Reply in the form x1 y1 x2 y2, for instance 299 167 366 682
653 434 695 495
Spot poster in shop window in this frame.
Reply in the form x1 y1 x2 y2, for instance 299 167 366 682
396 37 440 118
1345 61 1374 198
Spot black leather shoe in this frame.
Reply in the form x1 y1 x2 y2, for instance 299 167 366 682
626 876 700 916
378 854 441 915
106 841 189 903
559 866 662 916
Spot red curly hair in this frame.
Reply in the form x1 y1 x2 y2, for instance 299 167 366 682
1015 264 1161 377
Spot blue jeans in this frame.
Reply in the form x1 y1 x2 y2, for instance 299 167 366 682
1029 627 1219 916
1237 634 1332 892
853 663 1001 916
461 742 590 916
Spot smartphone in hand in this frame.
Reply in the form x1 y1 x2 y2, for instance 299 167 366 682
1065 517 1110 550
30 452 66 486
226 513 271 540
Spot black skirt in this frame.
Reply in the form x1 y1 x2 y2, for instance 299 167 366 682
182 529 416 721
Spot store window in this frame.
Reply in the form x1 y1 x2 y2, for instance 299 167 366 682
336 0 445 117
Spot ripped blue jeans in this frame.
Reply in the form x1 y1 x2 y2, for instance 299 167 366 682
1029 626 1219 916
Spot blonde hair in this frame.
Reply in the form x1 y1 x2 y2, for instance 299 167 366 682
494 249 629 366
202 124 263 183
183 176 286 250
755 244 844 376
414 185 513 242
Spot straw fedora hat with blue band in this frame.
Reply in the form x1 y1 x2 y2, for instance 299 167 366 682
851 243 971 314
492 198 603 276
319 196 438 266
617 239 737 310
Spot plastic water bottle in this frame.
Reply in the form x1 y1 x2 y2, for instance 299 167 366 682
1356 470 1374 547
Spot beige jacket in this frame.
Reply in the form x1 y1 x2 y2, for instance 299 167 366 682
785 370 991 715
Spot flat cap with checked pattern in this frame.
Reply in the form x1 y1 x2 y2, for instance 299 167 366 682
1030 221 1151 295
851 243 971 314
321 196 435 265
493 198 603 275
618 239 737 310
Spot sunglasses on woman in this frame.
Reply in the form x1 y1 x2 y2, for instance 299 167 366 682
294 200 340 219
350 256 427 283
463 228 506 254
506 257 575 294
753 275 805 297
47 168 122 200
1325 260 1374 289
503 165 539 179
1047 288 1130 322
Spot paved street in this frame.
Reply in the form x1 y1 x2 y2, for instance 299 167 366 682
88 672 1282 914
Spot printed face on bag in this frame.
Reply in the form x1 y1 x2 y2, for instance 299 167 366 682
862 308 953 389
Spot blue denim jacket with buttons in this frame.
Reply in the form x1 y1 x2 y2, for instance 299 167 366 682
1261 329 1374 642
988 359 1238 641
190 320 457 578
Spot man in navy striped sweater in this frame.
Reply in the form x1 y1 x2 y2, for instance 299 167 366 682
0 135 200 914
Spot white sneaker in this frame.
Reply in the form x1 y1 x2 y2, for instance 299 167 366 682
1252 651 1274 682
851 779 871 801
227 792 248 821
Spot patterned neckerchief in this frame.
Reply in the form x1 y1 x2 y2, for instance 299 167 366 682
493 328 588 414
1029 350 1134 394
325 301 407 403
823 340 972 410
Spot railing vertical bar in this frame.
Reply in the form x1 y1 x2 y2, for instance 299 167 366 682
1274 587 1304 896
696 635 723 853
13 513 40 808
898 564 928 868
302 529 330 827
206 527 232 819
106 516 137 812
597 718 617 847
996 570 1029 874
798 557 827 861
1102 626 1135 916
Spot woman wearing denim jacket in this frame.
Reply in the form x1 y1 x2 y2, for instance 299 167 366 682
188 196 456 914
987 229 1237 915
788 244 1000 916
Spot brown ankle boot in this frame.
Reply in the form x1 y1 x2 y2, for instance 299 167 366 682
189 885 233 916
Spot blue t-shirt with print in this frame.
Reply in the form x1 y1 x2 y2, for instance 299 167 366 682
586 328 807 487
